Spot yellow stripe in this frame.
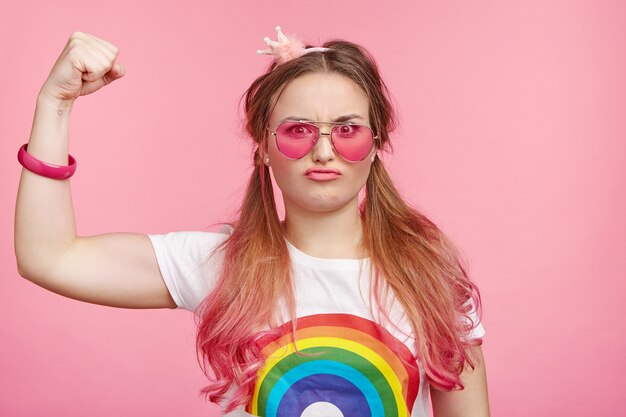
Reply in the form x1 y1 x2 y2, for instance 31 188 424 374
250 336 408 416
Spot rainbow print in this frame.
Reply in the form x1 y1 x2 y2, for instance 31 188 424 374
246 313 421 417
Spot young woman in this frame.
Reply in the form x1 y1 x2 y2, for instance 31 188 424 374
15 27 489 417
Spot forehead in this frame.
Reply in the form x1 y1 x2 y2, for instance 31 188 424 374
269 72 369 124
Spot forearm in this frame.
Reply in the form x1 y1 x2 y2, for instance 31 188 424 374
14 93 78 279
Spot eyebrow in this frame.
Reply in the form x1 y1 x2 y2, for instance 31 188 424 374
280 114 364 123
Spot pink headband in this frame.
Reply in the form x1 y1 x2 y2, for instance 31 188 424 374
256 26 330 65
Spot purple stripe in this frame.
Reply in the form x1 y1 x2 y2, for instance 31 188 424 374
276 373 371 417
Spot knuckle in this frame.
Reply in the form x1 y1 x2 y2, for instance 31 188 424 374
67 35 84 49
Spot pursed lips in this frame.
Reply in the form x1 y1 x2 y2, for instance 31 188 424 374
304 168 342 175
304 168 342 181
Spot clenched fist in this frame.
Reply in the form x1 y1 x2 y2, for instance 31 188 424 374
39 31 125 103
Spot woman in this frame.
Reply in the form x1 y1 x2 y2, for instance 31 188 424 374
15 27 489 417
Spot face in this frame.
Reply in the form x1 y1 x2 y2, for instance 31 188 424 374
266 72 377 214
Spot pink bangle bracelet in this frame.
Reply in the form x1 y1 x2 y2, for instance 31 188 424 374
17 143 77 180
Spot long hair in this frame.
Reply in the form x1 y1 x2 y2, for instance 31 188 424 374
194 39 483 412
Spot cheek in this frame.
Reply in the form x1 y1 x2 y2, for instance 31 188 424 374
339 163 372 195
267 135 284 163
355 167 372 188
355 159 374 178
268 156 299 191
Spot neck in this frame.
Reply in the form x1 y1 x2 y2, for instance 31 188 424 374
281 198 366 259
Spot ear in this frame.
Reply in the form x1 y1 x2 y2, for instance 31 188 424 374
370 144 378 162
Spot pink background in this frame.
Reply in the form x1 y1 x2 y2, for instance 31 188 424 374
1 1 625 416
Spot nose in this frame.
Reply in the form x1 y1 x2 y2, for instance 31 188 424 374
310 129 335 162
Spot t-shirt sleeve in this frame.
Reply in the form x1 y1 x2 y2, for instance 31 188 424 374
462 297 485 341
147 228 231 313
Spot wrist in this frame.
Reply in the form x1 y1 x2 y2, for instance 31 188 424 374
36 93 75 121
37 88 75 109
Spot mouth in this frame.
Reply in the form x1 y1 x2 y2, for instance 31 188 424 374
305 168 342 181
305 168 342 175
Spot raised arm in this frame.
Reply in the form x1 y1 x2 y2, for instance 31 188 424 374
14 32 175 309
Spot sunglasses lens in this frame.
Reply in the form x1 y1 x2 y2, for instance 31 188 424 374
275 122 316 159
331 124 374 162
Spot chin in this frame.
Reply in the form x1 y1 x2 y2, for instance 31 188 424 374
298 195 357 213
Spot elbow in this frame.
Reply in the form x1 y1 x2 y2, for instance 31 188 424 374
17 259 35 280
16 257 49 283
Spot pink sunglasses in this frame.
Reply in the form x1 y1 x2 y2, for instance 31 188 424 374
267 120 378 162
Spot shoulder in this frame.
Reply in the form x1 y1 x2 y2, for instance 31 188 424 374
146 226 233 270
146 226 234 312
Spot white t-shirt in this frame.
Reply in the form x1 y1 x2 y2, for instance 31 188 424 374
148 228 485 417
